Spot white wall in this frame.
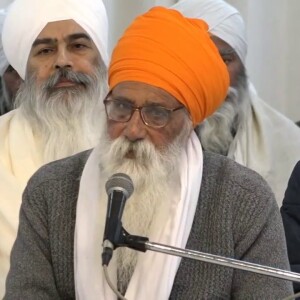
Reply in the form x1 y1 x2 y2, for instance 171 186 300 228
0 0 11 9
227 0 300 122
102 0 177 54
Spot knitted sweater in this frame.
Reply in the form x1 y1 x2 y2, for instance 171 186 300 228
4 150 293 299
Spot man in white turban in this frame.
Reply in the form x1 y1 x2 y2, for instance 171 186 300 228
3 7 293 299
173 0 300 207
0 0 109 296
0 8 21 115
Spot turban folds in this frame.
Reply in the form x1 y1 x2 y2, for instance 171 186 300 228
172 0 247 65
109 7 229 126
2 0 108 79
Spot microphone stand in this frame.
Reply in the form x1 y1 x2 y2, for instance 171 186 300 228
115 229 300 284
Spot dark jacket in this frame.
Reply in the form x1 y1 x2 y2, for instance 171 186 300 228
281 161 300 293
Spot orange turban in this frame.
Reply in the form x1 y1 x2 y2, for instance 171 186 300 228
109 7 229 126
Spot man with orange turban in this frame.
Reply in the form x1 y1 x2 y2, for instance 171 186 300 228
4 7 292 299
173 0 300 208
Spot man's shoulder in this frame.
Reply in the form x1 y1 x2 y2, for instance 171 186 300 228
27 149 92 190
203 150 265 181
202 151 275 202
251 95 300 134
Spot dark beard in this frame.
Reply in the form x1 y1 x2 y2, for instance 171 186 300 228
195 68 250 156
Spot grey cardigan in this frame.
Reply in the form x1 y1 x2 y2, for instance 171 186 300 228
4 150 293 299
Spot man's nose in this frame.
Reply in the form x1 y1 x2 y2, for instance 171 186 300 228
123 110 147 142
54 48 73 69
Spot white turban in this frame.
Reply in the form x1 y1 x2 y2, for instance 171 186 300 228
2 0 109 80
172 0 247 65
0 9 9 76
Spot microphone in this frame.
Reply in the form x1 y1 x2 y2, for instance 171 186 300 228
102 173 134 266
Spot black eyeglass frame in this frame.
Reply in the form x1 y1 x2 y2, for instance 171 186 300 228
103 99 185 128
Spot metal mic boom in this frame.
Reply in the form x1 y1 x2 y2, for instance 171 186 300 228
123 234 300 283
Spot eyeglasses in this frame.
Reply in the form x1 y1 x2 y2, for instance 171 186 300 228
104 99 185 128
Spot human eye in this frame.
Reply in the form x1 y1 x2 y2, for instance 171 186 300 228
113 100 131 111
221 54 234 65
108 100 132 121
143 106 169 126
70 38 92 51
71 43 88 50
219 50 236 65
35 47 55 56
148 106 168 117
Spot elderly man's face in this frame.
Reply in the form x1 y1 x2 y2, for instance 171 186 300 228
26 19 101 88
211 36 243 88
105 81 190 151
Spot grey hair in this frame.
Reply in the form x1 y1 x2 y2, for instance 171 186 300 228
195 68 250 156
15 58 108 163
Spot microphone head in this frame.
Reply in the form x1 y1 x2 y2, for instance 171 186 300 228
105 173 134 198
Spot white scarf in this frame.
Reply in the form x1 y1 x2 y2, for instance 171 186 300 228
74 131 203 299
228 91 300 206
0 109 43 298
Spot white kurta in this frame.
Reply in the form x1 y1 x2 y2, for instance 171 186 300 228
228 92 300 207
0 109 43 297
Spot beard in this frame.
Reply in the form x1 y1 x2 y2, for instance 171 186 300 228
97 115 192 295
195 68 251 156
14 64 108 163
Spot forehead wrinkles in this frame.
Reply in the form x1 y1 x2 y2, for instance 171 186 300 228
110 82 181 107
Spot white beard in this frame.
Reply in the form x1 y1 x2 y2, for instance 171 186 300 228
15 65 108 163
97 115 192 294
196 72 251 156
